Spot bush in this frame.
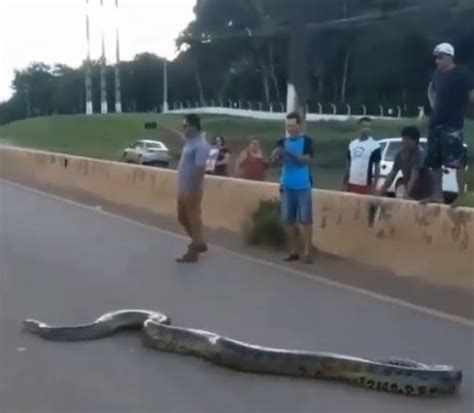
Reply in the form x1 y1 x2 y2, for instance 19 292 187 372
245 199 287 248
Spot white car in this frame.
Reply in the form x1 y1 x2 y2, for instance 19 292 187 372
121 139 172 167
376 137 469 204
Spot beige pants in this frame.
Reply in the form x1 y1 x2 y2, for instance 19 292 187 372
177 193 204 247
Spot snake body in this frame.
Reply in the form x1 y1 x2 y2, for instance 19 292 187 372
23 310 462 397
23 310 170 341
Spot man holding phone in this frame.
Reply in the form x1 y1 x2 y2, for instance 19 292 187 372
271 112 315 264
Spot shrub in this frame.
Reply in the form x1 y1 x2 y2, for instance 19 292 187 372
245 199 287 248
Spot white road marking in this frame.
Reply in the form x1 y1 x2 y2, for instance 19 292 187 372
2 178 473 329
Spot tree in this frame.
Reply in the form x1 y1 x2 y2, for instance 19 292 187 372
1 0 473 125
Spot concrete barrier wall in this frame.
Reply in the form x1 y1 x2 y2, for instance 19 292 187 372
1 146 472 290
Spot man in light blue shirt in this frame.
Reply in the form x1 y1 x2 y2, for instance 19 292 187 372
272 112 314 264
176 114 210 263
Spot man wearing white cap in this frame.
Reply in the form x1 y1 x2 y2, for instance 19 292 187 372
425 42 474 206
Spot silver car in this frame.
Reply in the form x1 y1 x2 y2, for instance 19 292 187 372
121 139 172 167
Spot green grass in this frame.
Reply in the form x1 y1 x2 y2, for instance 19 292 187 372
0 113 426 161
0 114 183 160
0 113 473 204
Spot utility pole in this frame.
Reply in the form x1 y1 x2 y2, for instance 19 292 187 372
85 0 93 115
163 60 169 113
286 0 310 125
114 0 122 113
100 0 108 114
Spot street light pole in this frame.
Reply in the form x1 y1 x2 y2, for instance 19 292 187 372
163 60 169 112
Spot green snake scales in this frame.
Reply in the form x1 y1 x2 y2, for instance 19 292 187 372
23 309 463 397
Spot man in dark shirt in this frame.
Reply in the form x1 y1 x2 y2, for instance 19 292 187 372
425 42 474 206
377 126 433 201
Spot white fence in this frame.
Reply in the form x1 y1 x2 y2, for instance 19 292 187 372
166 104 422 122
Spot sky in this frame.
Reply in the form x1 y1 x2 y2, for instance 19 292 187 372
0 0 197 101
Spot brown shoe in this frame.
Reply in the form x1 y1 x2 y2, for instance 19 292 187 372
191 243 208 254
176 250 198 263
283 254 300 262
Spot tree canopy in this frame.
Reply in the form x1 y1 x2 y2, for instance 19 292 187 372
1 0 473 125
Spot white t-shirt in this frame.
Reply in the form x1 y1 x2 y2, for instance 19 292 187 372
205 147 220 172
348 137 381 186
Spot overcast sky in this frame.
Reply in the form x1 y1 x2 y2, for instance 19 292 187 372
0 0 196 101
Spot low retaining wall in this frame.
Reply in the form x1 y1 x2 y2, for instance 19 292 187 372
1 146 472 290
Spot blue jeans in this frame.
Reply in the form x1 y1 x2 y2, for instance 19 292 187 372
281 189 313 225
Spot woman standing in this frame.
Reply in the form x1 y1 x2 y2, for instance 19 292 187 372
235 137 268 181
210 136 232 176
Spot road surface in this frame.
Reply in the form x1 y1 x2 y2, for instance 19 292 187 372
0 181 473 413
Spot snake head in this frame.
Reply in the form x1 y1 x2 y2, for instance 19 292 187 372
23 319 47 334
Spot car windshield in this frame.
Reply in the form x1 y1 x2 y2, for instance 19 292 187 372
147 142 165 150
384 142 402 162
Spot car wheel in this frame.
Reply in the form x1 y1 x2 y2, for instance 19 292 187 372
395 181 406 199
151 161 169 168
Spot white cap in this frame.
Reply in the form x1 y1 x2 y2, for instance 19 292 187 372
433 42 455 57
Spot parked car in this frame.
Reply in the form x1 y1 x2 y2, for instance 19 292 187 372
376 137 469 204
121 139 172 167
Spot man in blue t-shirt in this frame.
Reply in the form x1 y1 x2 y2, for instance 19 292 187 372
271 112 314 264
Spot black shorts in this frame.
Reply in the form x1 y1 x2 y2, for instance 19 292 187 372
425 126 467 170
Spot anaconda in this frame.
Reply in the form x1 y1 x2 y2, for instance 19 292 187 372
23 309 462 397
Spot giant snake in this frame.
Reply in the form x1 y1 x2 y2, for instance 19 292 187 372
23 309 463 397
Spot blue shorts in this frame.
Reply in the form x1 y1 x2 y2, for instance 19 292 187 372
281 189 313 225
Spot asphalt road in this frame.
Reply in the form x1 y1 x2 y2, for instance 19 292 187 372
0 181 473 413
